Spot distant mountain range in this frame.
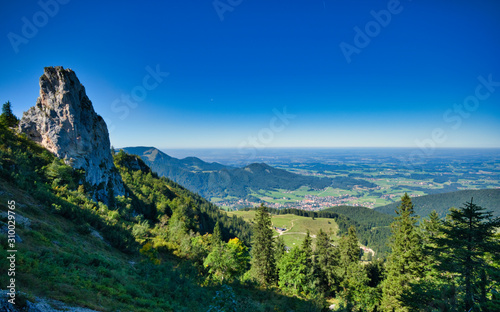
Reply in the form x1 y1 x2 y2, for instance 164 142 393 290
375 188 500 218
121 146 335 200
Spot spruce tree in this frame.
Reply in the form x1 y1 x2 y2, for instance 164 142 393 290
212 221 223 245
0 101 19 127
250 204 276 285
315 229 338 296
302 229 313 265
401 210 453 311
381 193 424 312
435 199 500 311
337 226 371 310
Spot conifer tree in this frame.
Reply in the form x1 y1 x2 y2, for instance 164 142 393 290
278 246 309 295
337 226 371 310
401 210 453 311
435 199 500 311
381 193 424 312
0 101 19 127
212 221 223 245
302 229 313 265
250 204 276 285
315 229 338 296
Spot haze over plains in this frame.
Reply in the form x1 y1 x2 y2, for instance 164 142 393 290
1 0 499 149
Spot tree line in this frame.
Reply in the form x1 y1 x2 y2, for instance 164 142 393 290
248 194 499 311
2 101 498 311
243 206 392 256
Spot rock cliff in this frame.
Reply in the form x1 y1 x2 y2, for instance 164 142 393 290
19 66 125 203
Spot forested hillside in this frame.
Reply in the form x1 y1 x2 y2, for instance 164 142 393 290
376 188 500 217
1 119 499 311
122 146 334 200
0 123 319 311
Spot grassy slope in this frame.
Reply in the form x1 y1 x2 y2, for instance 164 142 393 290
0 126 319 312
226 211 340 248
0 182 318 312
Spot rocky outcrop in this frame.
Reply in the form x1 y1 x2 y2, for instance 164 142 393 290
19 66 125 203
1 290 100 312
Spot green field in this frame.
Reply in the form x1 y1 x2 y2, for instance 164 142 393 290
226 210 339 248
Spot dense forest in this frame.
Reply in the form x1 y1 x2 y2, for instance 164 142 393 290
376 188 500 217
247 195 500 311
1 103 499 311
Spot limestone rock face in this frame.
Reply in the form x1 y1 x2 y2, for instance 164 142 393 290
19 66 125 203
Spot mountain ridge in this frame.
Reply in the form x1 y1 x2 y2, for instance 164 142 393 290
121 146 333 201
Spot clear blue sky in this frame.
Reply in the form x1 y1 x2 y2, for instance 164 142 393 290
1 0 499 149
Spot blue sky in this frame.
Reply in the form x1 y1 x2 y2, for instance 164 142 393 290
1 0 499 149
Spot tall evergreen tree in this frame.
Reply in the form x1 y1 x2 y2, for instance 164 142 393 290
435 199 500 311
315 229 338 296
0 101 19 127
337 226 372 311
250 204 276 285
212 221 223 245
401 210 455 311
381 193 424 312
302 230 313 265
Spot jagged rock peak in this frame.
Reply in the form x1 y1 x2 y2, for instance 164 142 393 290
19 66 125 203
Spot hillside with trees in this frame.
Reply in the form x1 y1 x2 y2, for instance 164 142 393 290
0 117 318 311
257 206 392 256
122 146 363 200
1 105 499 311
375 188 500 217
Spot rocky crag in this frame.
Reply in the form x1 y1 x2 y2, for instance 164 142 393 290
19 66 125 203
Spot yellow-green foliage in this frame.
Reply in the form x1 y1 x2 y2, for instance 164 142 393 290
0 125 321 311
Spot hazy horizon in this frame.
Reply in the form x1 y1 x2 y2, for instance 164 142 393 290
1 1 499 149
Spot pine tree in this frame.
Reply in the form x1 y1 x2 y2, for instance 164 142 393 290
381 193 424 312
0 101 19 127
338 226 361 268
302 229 313 265
337 226 372 310
435 199 500 311
250 204 276 285
401 210 454 311
212 221 223 245
315 229 339 296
